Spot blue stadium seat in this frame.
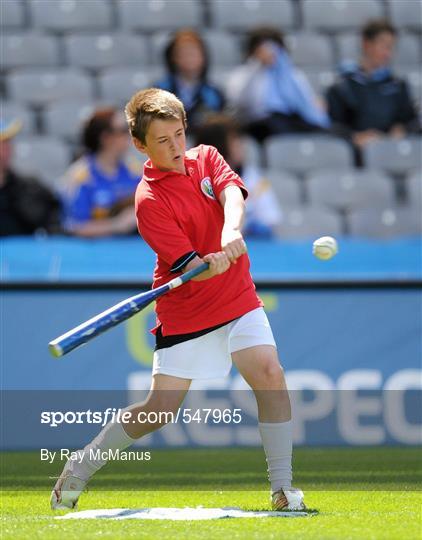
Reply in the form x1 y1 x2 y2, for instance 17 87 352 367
244 137 263 167
64 34 149 69
397 68 422 104
209 0 295 31
302 69 336 94
12 136 71 190
364 138 422 174
43 101 97 142
1 101 35 135
2 33 60 69
203 31 242 67
116 0 202 30
347 207 422 238
286 32 334 68
388 0 422 31
265 136 353 174
98 68 151 104
28 0 112 31
149 31 173 65
147 66 168 86
262 169 302 207
278 206 343 239
207 67 233 92
0 0 25 28
303 0 383 31
407 171 422 208
336 33 360 63
394 34 421 68
7 69 94 105
306 169 396 211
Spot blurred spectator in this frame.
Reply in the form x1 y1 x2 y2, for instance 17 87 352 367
327 19 420 152
155 29 225 131
63 107 140 237
195 114 282 238
0 119 61 236
226 27 330 142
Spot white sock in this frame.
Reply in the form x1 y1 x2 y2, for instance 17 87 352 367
259 420 292 493
65 421 136 481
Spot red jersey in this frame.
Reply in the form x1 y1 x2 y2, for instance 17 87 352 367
135 144 262 336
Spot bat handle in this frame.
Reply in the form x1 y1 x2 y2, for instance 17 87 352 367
166 262 209 291
179 262 209 283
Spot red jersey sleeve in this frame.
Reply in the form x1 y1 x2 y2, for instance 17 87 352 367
205 145 248 201
136 189 194 269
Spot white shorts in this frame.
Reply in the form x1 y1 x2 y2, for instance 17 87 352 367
152 307 276 380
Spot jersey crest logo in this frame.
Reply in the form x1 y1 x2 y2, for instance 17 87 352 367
200 177 216 200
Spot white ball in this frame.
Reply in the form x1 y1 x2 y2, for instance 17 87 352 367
313 236 338 260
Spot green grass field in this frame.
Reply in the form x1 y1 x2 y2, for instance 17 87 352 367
1 448 421 539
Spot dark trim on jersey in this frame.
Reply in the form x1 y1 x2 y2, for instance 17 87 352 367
170 251 198 273
155 317 238 351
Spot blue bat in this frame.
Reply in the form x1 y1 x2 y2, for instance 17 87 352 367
48 262 209 358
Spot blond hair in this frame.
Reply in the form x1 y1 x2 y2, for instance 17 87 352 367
125 88 187 144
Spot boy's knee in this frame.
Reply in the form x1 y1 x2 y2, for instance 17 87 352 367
259 356 284 388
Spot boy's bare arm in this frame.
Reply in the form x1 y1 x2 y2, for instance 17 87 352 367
219 185 247 263
183 186 246 279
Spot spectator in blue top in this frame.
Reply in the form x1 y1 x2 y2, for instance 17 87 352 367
63 107 141 237
327 19 419 150
227 27 330 142
155 29 225 132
